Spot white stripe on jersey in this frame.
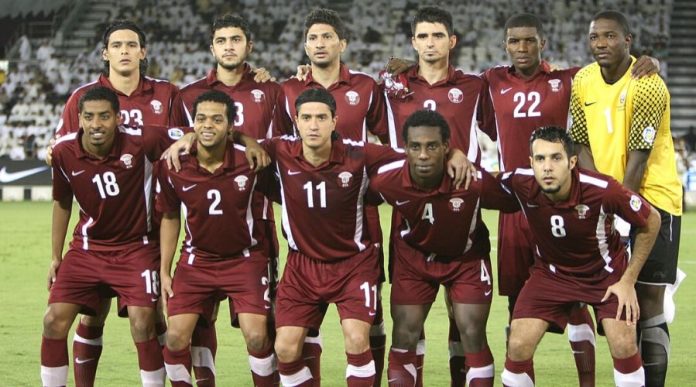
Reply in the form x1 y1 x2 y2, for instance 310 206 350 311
596 205 614 273
245 176 259 248
515 168 534 176
284 97 298 136
467 95 481 162
182 203 195 255
143 156 154 232
342 138 365 147
82 217 94 250
183 103 193 126
120 126 143 136
361 92 374 142
377 159 405 174
399 218 412 238
277 162 299 251
353 166 369 251
384 93 401 151
579 173 609 188
461 197 480 254
54 132 78 146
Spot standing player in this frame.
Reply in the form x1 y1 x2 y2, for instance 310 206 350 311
281 8 390 384
380 7 489 384
171 14 284 385
370 110 517 387
158 91 277 387
499 126 660 386
48 20 183 386
569 11 683 386
41 87 182 387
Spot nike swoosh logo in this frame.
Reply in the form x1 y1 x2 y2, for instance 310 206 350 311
150 298 159 302
526 203 539 208
484 290 492 296
501 87 513 94
182 184 197 192
395 200 410 206
369 311 376 316
288 170 302 176
0 166 49 183
584 101 597 106
74 357 94 364
72 170 85 176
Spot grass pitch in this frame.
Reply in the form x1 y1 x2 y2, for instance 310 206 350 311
1 202 693 386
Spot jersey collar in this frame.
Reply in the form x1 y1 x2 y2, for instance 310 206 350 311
205 64 254 87
507 61 552 78
400 160 450 193
528 167 581 208
304 63 351 88
188 140 237 174
407 64 458 86
98 74 152 96
290 134 345 166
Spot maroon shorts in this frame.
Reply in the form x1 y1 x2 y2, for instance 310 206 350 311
497 211 535 296
513 265 626 332
167 250 271 324
364 204 385 280
275 247 380 330
390 237 493 305
49 244 160 316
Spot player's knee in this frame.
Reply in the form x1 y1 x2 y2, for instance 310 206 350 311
129 315 155 341
274 339 301 362
42 308 72 338
244 329 269 353
166 327 191 351
458 324 486 348
507 334 534 361
608 334 638 359
344 330 370 353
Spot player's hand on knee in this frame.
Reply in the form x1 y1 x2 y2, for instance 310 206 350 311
252 67 276 83
602 279 640 325
161 274 174 310
47 259 61 291
162 132 195 171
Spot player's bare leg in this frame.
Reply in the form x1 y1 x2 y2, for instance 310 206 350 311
452 302 493 387
370 285 387 387
41 302 82 387
636 283 669 387
127 305 164 387
238 312 277 387
342 318 376 386
74 298 110 386
276 326 312 386
501 318 548 387
388 303 430 386
602 318 645 387
164 313 200 386
191 301 220 387
445 292 466 387
567 303 596 387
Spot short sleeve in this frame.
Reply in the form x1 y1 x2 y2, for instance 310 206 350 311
568 79 589 146
155 164 181 213
627 76 668 151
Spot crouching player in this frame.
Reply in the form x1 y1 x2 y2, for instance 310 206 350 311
158 90 277 386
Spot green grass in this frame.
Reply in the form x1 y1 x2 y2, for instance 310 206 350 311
1 202 694 386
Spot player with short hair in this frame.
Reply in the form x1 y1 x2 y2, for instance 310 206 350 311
41 86 184 387
158 90 277 387
499 126 660 386
369 109 517 387
47 20 185 385
569 11 683 386
171 14 284 385
281 8 391 383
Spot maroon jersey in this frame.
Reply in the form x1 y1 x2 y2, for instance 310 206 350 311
384 65 486 163
52 125 182 251
263 136 400 261
156 141 267 259
56 74 183 136
499 167 652 277
370 163 517 258
173 65 285 139
481 62 578 171
280 64 388 142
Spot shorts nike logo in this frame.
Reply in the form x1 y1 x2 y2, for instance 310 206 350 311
71 170 85 176
584 101 597 106
526 202 539 208
395 200 410 206
501 87 513 94
484 290 492 296
151 297 159 302
0 166 49 183
369 311 376 316
183 184 197 191
288 170 302 176
75 357 94 364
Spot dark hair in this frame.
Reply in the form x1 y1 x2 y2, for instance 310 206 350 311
78 86 120 114
295 88 337 117
304 8 348 41
193 90 237 125
411 6 454 36
504 13 544 37
529 126 576 157
402 109 451 144
592 10 631 36
101 20 148 75
211 13 253 41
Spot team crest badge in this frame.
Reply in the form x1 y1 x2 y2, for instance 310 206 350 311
548 79 561 92
575 204 590 219
150 99 163 114
629 195 642 211
345 91 360 105
234 175 249 191
449 197 464 212
642 126 656 144
251 89 265 103
120 154 134 169
448 88 463 103
338 171 353 187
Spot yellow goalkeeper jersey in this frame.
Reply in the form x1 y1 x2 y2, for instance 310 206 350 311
569 57 682 215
